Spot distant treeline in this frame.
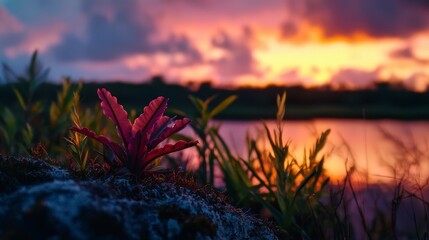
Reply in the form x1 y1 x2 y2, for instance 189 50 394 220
1 78 429 120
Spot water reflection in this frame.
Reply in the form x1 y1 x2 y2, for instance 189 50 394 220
181 119 429 184
176 119 429 237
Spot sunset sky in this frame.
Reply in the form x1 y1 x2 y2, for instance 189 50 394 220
1 0 429 90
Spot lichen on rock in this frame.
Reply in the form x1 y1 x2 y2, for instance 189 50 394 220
0 156 278 239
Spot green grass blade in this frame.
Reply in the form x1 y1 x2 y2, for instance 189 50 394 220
208 95 237 119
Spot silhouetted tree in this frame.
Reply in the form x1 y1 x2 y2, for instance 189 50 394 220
149 75 166 86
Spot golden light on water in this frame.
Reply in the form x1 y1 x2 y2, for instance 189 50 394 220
199 120 429 185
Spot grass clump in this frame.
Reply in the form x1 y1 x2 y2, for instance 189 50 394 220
243 92 331 237
175 92 332 238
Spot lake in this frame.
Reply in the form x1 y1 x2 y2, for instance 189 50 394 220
182 119 429 184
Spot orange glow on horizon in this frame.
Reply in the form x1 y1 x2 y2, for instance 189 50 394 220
116 28 429 90
6 13 428 90
281 24 378 44
1 1 429 90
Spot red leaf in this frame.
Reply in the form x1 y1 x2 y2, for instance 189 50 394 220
97 88 132 146
127 131 148 171
152 116 171 136
149 118 191 148
132 96 168 139
71 127 125 160
143 140 198 169
148 116 173 144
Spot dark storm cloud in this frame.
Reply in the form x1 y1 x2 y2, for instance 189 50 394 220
283 0 429 40
156 35 203 65
49 0 202 63
411 0 429 8
50 13 156 61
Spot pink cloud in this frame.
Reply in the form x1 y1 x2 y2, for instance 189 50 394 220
0 7 22 34
209 28 263 85
390 46 429 65
405 73 429 92
278 69 315 87
330 68 380 89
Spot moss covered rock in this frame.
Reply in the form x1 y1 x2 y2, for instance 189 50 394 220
0 156 277 239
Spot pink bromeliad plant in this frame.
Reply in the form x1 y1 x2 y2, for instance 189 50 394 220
71 88 197 177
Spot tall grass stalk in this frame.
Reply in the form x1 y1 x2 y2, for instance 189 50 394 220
240 92 330 238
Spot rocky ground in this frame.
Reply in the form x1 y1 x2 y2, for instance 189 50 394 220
0 156 279 239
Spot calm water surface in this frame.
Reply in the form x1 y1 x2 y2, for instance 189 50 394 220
183 119 429 184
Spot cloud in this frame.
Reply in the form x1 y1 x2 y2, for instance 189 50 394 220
282 0 429 41
390 47 414 59
0 7 25 51
49 0 202 63
2 0 427 86
1 0 80 28
411 0 429 8
278 68 315 86
210 28 262 83
404 72 429 92
280 21 299 39
0 32 24 51
0 7 22 34
0 3 77 57
49 0 154 61
390 46 429 64
50 14 155 61
330 68 379 89
156 35 203 66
